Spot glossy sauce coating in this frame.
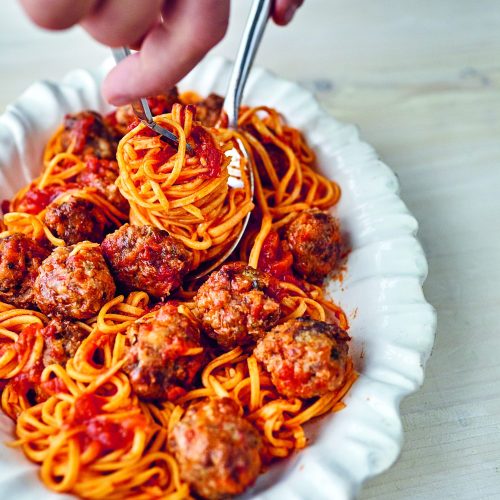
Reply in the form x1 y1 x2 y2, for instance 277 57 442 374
123 303 206 401
194 262 281 349
44 195 108 245
254 318 350 399
285 208 342 283
101 224 192 299
0 233 50 309
168 397 261 499
34 244 116 320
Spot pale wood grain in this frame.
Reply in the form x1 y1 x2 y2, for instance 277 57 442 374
1 0 499 498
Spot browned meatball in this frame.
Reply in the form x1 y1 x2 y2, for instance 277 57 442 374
123 303 205 401
195 93 224 127
169 398 261 499
194 262 281 349
60 111 116 159
0 233 50 309
41 318 89 367
285 209 342 283
76 156 129 213
43 196 108 245
101 224 192 299
254 318 350 399
34 243 116 320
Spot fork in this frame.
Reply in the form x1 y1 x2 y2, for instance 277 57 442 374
191 0 271 278
110 0 271 278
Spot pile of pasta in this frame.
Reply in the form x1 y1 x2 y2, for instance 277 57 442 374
116 104 254 269
0 95 357 499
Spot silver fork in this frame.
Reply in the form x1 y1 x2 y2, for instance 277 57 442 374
111 0 271 277
192 0 271 278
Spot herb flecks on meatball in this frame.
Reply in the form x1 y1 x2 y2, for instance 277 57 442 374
44 195 109 245
34 243 116 320
254 318 350 399
168 397 262 499
285 208 342 283
194 262 281 350
41 318 89 367
60 110 116 159
0 233 50 309
123 303 205 401
101 224 192 299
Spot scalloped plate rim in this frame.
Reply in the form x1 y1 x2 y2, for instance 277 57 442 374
0 55 437 500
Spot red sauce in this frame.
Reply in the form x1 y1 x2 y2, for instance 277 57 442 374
83 155 117 175
72 393 146 454
166 386 186 401
190 125 223 178
42 376 68 396
104 110 119 128
147 95 178 116
70 113 97 154
9 324 68 398
17 183 78 215
258 231 302 290
152 145 176 166
9 369 41 399
1 200 9 215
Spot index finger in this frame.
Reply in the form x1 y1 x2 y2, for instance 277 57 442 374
103 0 230 105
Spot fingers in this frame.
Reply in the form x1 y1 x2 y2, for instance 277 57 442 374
103 0 230 105
272 0 304 26
19 0 98 30
80 0 164 47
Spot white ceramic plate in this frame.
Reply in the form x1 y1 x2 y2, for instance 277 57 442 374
0 56 436 500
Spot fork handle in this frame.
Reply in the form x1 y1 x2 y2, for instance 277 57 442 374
224 0 272 128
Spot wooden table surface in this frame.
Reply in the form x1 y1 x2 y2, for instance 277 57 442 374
1 0 499 498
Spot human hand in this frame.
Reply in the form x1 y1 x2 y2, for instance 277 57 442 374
20 0 304 105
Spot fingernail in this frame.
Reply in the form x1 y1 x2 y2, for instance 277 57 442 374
283 5 298 24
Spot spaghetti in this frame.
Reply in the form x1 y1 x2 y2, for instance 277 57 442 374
116 103 254 269
0 92 357 499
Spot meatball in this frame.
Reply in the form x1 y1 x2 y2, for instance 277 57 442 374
0 233 50 309
123 303 205 401
76 156 129 213
194 262 281 349
34 243 116 320
195 93 224 127
101 224 192 298
254 318 350 399
60 111 116 159
41 318 89 367
109 89 180 135
43 195 108 245
285 209 342 283
168 398 261 499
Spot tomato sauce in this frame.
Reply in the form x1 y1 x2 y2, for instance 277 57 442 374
72 393 146 454
258 231 302 291
70 113 97 154
190 125 223 178
1 200 9 215
15 183 77 215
